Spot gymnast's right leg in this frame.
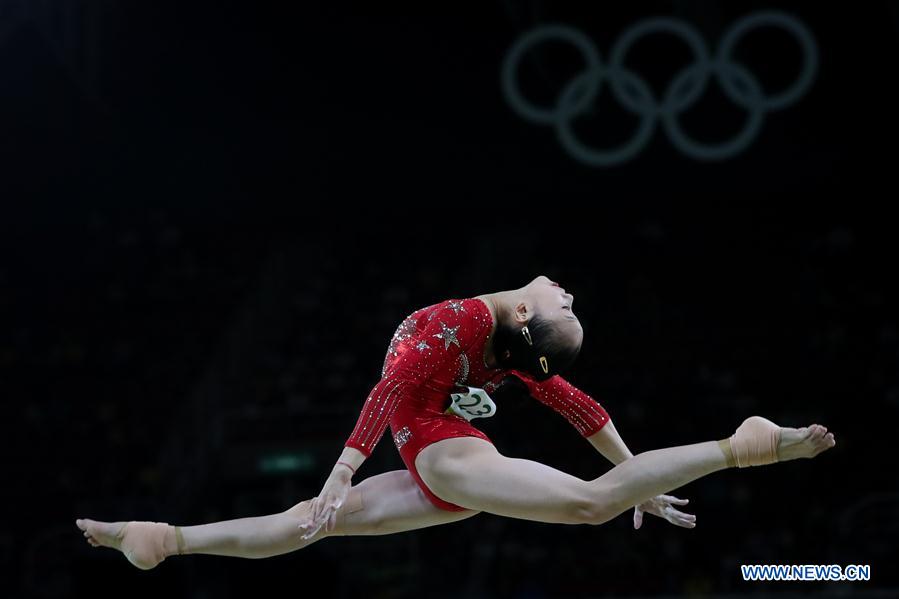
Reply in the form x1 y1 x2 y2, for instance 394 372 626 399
75 469 478 570
415 417 836 526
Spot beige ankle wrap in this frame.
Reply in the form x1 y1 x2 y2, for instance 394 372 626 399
729 416 781 468
117 521 172 570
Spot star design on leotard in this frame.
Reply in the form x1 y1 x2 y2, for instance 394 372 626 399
446 300 466 315
415 341 430 352
433 322 461 350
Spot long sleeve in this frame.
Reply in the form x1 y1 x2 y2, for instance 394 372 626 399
513 372 610 437
344 377 418 458
345 299 490 458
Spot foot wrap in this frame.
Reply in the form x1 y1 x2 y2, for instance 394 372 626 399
717 438 736 468
729 416 781 468
116 521 173 570
174 525 188 555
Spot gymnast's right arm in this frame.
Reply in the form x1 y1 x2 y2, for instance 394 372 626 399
299 301 484 538
298 373 413 538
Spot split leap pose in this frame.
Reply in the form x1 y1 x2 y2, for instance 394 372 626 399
76 275 835 569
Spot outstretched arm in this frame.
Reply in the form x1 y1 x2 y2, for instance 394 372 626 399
512 373 694 528
296 444 368 540
584 417 697 530
302 299 490 538
582 407 699 530
586 419 634 465
513 372 632 465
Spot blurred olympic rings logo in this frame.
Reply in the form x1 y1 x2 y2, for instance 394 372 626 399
501 11 818 166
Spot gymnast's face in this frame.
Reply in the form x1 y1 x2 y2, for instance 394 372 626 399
521 275 583 348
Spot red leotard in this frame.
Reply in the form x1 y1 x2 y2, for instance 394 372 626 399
345 297 610 511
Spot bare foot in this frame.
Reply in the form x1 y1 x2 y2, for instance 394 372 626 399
777 424 836 461
75 518 127 550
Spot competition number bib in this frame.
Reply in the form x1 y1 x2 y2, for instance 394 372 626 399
445 386 497 421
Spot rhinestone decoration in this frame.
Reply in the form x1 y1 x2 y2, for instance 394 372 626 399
393 425 412 449
433 321 460 350
455 353 470 385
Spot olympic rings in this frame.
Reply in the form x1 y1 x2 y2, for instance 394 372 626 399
501 11 818 166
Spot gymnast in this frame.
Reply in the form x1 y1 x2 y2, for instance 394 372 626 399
76 275 835 569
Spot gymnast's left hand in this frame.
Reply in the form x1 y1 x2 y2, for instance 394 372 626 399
298 466 352 540
633 494 696 529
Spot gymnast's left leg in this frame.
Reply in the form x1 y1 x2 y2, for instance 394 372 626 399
75 469 478 570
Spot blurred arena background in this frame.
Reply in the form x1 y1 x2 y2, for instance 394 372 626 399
2 1 897 597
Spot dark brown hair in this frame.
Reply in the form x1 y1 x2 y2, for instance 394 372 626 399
491 314 581 381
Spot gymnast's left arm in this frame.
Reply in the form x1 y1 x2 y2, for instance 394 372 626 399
532 375 635 465
586 419 634 465
587 416 696 530
575 394 696 529
520 374 695 528
515 372 629 464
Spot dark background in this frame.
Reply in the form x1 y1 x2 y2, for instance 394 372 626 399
2 1 897 597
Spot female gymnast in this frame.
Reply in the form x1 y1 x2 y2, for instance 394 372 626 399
76 275 835 569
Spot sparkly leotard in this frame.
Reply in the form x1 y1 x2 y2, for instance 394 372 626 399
345 297 611 511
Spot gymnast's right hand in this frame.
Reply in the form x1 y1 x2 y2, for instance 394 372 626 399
298 465 352 540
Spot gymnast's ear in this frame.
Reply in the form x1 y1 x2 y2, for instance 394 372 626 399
513 301 532 324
